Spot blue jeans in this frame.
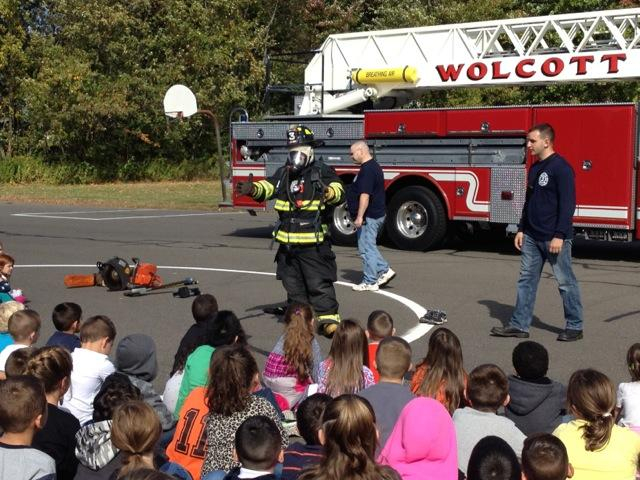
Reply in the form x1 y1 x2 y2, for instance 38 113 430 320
357 216 389 284
510 234 583 332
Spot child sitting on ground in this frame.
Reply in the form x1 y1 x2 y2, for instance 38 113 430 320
453 364 526 476
521 433 573 480
27 346 81 480
110 400 191 480
466 436 521 480
174 310 247 415
300 395 401 480
410 327 467 414
4 346 37 377
213 415 284 480
200 345 288 476
64 315 117 424
0 376 56 480
505 341 566 435
74 373 142 479
168 343 284 480
0 300 24 353
616 342 640 433
0 309 41 379
281 394 332 480
553 368 640 479
263 303 322 410
359 336 415 452
378 396 457 480
175 293 219 359
365 310 394 383
164 294 218 413
0 253 25 303
45 302 82 351
116 333 176 433
317 319 374 397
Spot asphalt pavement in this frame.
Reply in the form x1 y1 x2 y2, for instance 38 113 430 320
1 202 639 390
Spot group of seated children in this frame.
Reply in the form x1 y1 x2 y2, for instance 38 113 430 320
2 283 640 480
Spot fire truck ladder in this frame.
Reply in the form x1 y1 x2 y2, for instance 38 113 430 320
300 8 640 115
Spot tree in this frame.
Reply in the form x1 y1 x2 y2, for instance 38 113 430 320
2 0 640 182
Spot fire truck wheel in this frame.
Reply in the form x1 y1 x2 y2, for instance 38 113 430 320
329 202 357 246
386 186 447 251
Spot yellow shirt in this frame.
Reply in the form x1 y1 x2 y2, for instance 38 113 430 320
553 420 640 480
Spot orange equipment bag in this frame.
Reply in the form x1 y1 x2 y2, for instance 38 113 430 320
131 262 162 288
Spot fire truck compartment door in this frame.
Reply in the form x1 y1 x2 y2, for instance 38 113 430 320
533 105 636 228
490 166 527 224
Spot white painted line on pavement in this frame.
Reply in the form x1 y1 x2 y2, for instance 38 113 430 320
13 211 243 221
17 264 434 342
16 209 157 214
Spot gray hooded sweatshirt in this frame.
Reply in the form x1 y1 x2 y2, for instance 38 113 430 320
115 334 176 431
505 374 566 435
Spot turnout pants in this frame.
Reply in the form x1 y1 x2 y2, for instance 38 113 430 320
275 242 339 319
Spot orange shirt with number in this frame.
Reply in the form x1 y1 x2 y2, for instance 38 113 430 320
166 387 208 480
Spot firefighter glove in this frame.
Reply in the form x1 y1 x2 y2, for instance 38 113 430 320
236 181 254 196
323 186 335 201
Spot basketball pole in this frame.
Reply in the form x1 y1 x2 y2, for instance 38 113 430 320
197 109 227 204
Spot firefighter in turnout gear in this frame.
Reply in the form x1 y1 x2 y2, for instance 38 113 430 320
236 125 345 337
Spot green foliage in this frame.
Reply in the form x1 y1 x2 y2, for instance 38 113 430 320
1 0 639 182
0 155 214 184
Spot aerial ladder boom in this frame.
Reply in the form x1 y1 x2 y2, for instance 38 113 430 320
300 8 640 115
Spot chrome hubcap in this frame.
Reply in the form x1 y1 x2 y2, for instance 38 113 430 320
395 201 427 238
333 203 356 236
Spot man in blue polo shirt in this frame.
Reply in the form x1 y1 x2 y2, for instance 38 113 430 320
347 140 395 291
491 123 583 341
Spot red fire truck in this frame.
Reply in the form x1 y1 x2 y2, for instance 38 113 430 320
230 8 640 250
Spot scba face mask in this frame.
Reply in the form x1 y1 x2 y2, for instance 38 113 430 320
287 146 313 173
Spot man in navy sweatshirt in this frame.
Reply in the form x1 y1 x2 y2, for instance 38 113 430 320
491 123 583 342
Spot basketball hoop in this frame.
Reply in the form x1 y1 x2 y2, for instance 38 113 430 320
161 84 229 203
163 85 197 118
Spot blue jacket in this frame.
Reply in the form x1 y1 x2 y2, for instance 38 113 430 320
519 153 575 241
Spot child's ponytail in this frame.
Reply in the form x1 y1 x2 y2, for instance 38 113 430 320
582 412 615 451
567 369 616 451
283 303 315 381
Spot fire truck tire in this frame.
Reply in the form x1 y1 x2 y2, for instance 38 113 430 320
329 202 357 246
386 186 447 251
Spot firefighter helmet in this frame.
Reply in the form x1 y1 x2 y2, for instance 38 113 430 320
287 125 322 173
287 125 316 147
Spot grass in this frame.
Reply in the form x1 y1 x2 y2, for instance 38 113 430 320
0 181 227 211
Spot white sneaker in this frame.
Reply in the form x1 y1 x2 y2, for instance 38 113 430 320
352 282 379 292
377 268 396 287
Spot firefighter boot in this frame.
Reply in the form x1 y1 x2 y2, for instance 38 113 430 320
317 314 341 338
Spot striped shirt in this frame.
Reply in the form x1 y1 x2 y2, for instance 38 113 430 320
281 443 323 480
263 335 322 382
